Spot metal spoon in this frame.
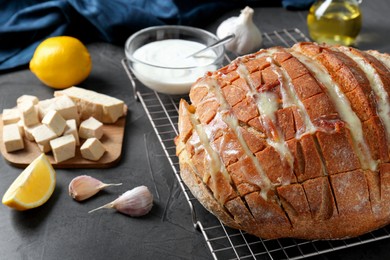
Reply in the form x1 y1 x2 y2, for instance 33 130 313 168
185 34 235 58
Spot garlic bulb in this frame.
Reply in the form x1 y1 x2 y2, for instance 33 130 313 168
88 186 153 217
69 175 122 201
216 6 262 55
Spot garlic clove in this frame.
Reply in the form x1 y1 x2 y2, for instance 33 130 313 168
69 175 122 201
216 6 262 55
88 185 153 217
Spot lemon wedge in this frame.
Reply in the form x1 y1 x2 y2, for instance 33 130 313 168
2 154 56 211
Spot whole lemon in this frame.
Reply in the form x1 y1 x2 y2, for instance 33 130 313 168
30 36 92 89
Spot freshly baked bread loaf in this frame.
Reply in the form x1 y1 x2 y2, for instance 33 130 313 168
175 42 390 240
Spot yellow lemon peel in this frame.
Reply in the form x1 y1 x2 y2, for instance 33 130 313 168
30 36 92 89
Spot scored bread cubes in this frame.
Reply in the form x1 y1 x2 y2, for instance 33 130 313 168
41 110 66 136
79 117 103 139
32 124 57 153
3 123 24 152
2 108 20 125
175 42 390 240
80 138 106 161
50 134 76 163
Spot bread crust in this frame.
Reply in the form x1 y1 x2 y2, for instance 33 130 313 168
176 42 390 239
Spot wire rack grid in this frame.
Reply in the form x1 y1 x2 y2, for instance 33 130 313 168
121 28 390 260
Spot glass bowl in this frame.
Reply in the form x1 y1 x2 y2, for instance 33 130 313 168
125 25 225 95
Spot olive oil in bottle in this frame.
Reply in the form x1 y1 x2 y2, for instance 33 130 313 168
307 0 362 46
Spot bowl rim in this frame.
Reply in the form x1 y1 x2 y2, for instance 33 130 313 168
124 25 224 70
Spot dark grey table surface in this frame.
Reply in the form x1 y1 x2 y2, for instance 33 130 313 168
1 1 390 260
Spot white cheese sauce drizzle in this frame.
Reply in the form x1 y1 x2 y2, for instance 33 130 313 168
236 55 296 176
339 47 390 145
188 108 233 202
207 77 273 199
291 50 377 171
368 51 390 70
267 52 317 139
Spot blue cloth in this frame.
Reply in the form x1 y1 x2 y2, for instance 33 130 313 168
0 0 311 71
282 0 315 10
0 0 243 70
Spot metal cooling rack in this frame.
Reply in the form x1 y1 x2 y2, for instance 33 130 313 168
121 28 390 260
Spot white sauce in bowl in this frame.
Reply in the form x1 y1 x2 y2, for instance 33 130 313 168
131 39 218 94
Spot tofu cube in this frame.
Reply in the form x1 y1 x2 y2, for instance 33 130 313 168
2 108 20 125
50 134 76 163
54 86 125 123
37 98 55 120
32 124 57 153
18 100 40 126
52 95 80 123
17 120 24 137
80 138 106 161
17 95 39 105
38 96 79 123
3 123 24 152
42 110 66 136
24 123 41 141
63 119 80 145
79 117 103 139
37 144 50 153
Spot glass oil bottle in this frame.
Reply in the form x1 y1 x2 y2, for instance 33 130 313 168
307 0 362 46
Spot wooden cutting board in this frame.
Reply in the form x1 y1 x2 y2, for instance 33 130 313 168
0 115 126 168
